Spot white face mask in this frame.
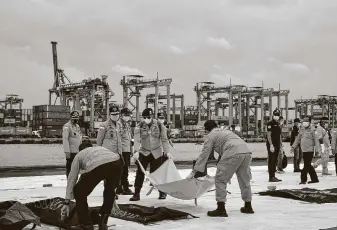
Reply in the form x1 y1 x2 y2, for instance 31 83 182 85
158 119 165 124
273 116 279 121
122 116 131 122
110 115 119 121
144 118 152 124
302 122 309 127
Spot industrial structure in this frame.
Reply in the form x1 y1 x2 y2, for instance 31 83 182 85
0 94 23 110
120 75 172 122
145 93 184 129
48 41 114 134
294 95 337 127
194 82 291 135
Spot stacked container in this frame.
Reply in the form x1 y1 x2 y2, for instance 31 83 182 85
32 105 71 137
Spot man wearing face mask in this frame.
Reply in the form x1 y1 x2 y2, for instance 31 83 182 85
158 113 174 148
291 116 319 184
291 118 303 172
63 110 83 178
116 108 134 195
266 108 282 182
130 108 171 201
313 117 332 175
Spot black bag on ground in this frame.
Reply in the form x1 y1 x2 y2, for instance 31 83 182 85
0 200 40 230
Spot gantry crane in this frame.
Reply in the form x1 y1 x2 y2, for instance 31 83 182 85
145 93 184 129
294 95 337 127
48 41 114 133
0 94 23 110
120 75 172 122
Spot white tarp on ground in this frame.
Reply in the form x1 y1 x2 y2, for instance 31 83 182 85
138 159 215 200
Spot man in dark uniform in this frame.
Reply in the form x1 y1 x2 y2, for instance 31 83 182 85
291 118 302 172
266 108 282 182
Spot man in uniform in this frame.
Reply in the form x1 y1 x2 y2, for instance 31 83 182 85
61 143 123 230
158 112 174 148
266 108 282 182
187 120 254 217
291 118 302 172
116 108 133 195
63 110 82 178
129 108 172 201
276 116 285 173
96 105 122 156
331 129 337 175
313 117 332 175
96 105 123 199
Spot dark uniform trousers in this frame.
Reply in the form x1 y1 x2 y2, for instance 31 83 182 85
335 153 337 174
134 153 168 189
301 152 318 182
66 153 78 178
73 160 123 225
267 142 280 179
120 152 131 189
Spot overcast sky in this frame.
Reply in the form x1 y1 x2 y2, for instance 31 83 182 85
1 0 337 110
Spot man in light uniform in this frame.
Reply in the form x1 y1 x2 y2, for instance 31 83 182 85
63 110 82 178
276 116 285 173
61 143 123 230
129 108 172 201
331 130 337 175
313 117 332 175
291 118 302 172
116 108 133 195
96 105 122 157
187 120 253 217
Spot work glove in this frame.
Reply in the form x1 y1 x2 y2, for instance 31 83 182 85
60 204 70 221
133 152 139 161
270 145 275 153
165 153 173 160
65 152 71 159
186 171 196 180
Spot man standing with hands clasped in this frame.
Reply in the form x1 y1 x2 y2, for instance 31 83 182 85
129 108 172 201
63 110 82 178
266 108 282 182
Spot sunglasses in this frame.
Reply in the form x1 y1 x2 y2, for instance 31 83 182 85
110 113 119 116
143 116 152 119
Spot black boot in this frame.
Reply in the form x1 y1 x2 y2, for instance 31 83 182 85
116 186 123 195
207 202 228 217
129 187 141 201
123 185 134 195
240 201 254 214
158 191 167 200
98 214 109 230
71 224 94 230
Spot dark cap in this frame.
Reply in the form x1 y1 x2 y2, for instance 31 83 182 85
294 118 300 123
142 108 154 117
157 112 165 119
204 120 218 132
109 105 120 114
70 110 80 118
321 116 329 121
121 108 132 115
273 108 280 116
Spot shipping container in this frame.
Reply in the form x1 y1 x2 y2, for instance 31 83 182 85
33 118 68 126
0 127 15 136
33 105 70 113
15 127 32 136
4 118 16 124
184 118 198 125
33 111 70 119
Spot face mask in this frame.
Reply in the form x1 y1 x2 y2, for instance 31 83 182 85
122 116 130 122
158 119 165 124
110 115 119 121
302 122 309 127
144 118 152 124
273 116 279 121
71 119 79 124
324 123 329 128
